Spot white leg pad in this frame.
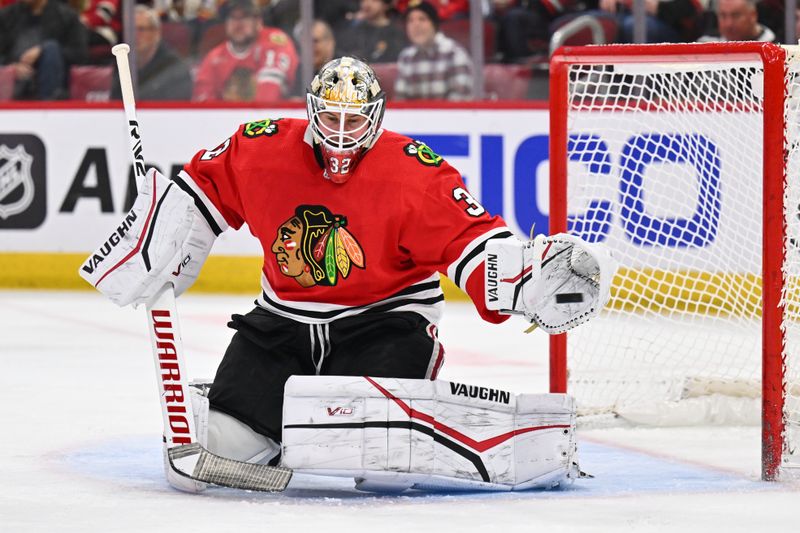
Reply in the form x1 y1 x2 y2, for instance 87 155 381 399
281 376 579 492
206 409 281 465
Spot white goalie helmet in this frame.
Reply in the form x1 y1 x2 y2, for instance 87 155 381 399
306 56 386 183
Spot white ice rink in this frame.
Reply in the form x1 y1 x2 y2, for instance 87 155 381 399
1 290 798 532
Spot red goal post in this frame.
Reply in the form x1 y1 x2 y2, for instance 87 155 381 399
548 42 795 481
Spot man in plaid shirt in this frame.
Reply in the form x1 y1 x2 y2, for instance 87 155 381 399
395 0 474 101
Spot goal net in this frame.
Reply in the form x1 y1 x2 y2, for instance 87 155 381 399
548 42 800 480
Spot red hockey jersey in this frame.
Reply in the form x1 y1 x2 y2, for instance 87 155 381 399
178 118 511 325
192 27 298 102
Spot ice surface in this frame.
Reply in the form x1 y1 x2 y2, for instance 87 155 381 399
0 291 797 532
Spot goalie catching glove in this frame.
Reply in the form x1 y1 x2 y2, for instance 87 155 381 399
79 168 216 307
485 234 616 333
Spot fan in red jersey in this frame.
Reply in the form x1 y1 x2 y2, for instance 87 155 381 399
81 56 614 493
192 0 298 102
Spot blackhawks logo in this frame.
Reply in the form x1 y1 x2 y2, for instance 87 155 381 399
404 140 443 167
271 205 365 288
243 118 280 138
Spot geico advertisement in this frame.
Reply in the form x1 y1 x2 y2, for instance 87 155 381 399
0 107 765 270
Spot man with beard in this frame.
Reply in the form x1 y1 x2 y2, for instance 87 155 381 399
338 0 405 63
193 0 298 102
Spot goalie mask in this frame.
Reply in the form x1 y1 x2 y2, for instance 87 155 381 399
307 57 386 184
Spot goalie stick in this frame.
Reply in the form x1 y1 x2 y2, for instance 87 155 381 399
111 44 291 492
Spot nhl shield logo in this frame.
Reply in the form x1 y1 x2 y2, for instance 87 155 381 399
0 144 35 220
0 134 46 229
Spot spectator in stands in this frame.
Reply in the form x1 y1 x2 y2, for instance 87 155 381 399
698 0 777 43
154 0 218 22
797 7 800 43
290 18 338 97
757 0 784 43
598 0 702 43
395 0 469 21
395 1 473 101
0 0 88 99
311 18 337 72
262 0 359 36
338 0 405 63
77 0 122 49
314 0 360 32
194 0 298 102
110 6 193 101
491 0 580 63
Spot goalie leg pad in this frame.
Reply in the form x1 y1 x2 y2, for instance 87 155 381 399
190 381 280 465
207 409 281 465
281 376 578 492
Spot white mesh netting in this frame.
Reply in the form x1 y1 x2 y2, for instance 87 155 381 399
557 45 800 475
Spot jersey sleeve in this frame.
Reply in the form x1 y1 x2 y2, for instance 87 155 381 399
402 164 513 324
176 128 246 234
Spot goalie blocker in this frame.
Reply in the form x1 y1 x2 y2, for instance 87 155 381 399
280 376 579 492
78 168 216 308
485 234 616 333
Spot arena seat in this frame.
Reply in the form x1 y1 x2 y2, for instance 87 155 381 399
70 66 113 101
0 65 14 101
370 62 398 101
197 23 227 57
87 43 113 65
162 21 193 58
484 64 531 100
440 18 496 60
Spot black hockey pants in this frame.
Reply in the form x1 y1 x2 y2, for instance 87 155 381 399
207 306 444 443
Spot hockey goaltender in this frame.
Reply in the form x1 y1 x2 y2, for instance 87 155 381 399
80 56 616 493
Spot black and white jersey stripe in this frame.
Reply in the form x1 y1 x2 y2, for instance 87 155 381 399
257 272 445 325
174 170 230 236
446 227 514 291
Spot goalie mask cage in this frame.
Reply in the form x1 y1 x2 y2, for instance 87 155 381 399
549 42 800 481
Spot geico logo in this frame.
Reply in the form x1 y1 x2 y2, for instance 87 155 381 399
566 132 722 248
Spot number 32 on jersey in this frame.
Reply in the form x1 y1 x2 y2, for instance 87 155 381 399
453 186 486 217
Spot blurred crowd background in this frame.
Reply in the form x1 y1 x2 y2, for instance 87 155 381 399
0 0 794 102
